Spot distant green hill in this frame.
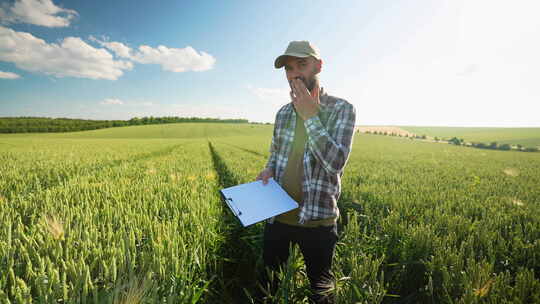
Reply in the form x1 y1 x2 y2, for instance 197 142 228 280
401 126 540 147
0 122 273 139
0 116 250 133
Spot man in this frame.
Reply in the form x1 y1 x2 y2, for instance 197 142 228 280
255 41 356 304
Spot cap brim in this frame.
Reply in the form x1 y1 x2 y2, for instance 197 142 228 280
274 53 311 69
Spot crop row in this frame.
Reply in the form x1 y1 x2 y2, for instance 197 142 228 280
1 139 228 303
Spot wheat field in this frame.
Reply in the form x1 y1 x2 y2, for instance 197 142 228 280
1 123 539 303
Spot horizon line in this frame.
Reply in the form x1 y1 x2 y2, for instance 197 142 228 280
1 116 539 128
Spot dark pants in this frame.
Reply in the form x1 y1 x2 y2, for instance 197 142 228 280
260 221 338 304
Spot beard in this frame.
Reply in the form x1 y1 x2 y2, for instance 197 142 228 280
304 73 319 91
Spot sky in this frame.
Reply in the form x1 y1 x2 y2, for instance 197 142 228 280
0 0 539 126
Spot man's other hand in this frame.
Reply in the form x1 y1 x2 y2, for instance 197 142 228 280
256 168 273 185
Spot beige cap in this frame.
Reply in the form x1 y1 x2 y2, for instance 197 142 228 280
274 40 321 69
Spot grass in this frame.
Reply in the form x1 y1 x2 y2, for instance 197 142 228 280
0 122 273 139
401 126 540 147
0 124 539 303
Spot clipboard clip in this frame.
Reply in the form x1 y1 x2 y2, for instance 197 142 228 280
225 197 243 217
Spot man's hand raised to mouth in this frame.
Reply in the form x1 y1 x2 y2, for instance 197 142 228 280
290 78 320 120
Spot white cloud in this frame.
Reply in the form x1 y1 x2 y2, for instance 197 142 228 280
100 98 123 105
131 45 215 72
89 36 133 58
247 85 290 105
0 26 133 80
103 41 132 58
90 37 216 73
0 0 77 27
0 70 21 79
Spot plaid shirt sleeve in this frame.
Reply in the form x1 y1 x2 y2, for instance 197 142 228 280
304 102 356 175
265 125 278 170
265 107 286 171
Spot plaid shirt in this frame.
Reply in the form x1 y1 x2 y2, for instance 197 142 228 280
266 89 356 224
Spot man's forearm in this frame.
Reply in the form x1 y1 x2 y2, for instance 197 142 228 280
265 152 276 171
304 106 356 175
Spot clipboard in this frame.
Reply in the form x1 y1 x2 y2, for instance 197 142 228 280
219 178 299 227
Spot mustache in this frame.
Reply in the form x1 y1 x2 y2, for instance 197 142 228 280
289 77 311 91
289 76 318 92
289 76 305 86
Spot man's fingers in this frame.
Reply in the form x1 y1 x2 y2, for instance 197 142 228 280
292 79 303 97
289 79 296 94
262 174 270 185
257 169 272 185
293 79 304 97
311 83 320 99
295 78 310 96
291 79 300 97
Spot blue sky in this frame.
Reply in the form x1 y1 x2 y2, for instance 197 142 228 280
1 0 539 126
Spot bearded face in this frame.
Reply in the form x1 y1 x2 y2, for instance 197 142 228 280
285 57 321 94
289 67 320 93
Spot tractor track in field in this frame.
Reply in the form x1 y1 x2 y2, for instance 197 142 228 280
216 141 268 158
207 141 262 304
6 142 188 202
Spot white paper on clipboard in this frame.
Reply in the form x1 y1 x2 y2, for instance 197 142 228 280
219 178 299 227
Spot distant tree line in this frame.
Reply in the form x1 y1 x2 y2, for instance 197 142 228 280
364 130 427 139
447 137 539 152
0 116 249 133
364 130 539 152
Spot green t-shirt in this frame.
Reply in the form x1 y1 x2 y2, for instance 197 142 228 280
275 112 337 227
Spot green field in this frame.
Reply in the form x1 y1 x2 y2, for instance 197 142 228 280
1 123 539 303
401 126 540 147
